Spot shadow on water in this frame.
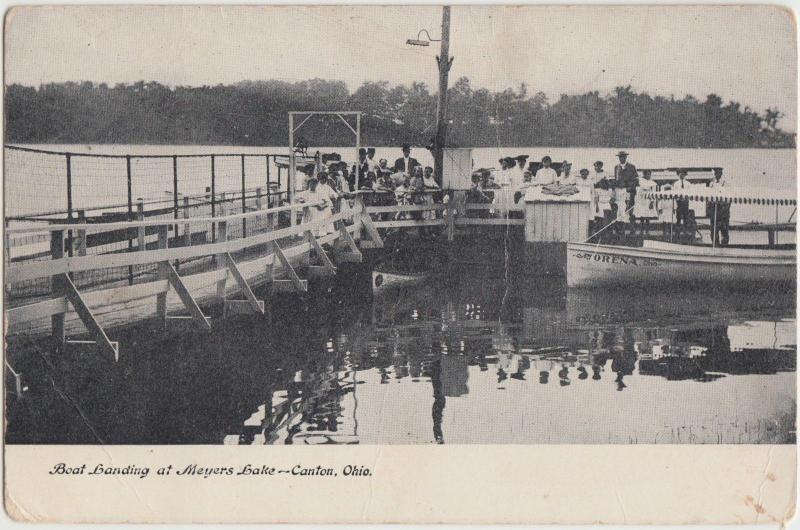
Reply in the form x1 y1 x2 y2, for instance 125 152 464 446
5 261 796 445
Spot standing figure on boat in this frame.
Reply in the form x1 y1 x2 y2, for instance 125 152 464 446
673 169 696 240
394 144 420 176
576 168 594 190
533 155 557 186
708 168 730 246
593 160 606 183
613 151 639 229
633 169 659 235
592 177 610 236
560 161 574 185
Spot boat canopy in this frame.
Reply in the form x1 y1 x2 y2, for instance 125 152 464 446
641 186 797 206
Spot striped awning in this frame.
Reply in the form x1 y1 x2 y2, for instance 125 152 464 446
641 186 797 206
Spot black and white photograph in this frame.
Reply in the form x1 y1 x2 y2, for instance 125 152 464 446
2 4 796 523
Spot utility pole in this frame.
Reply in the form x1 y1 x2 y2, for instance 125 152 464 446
433 6 452 187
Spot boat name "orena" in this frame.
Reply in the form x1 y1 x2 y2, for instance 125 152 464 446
573 252 659 267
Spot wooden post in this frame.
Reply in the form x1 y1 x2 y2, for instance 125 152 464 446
76 210 87 258
447 199 455 242
288 114 295 215
183 196 191 246
50 230 65 349
210 155 217 243
241 154 247 238
136 198 145 251
126 154 133 285
65 153 74 258
156 225 169 331
172 155 179 233
254 187 263 232
301 205 311 267
266 156 272 208
216 220 228 300
433 6 452 187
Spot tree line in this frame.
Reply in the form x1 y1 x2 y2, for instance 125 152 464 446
4 78 795 148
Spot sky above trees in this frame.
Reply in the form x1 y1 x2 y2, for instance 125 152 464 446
5 5 797 131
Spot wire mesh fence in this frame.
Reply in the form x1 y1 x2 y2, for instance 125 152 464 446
5 146 293 303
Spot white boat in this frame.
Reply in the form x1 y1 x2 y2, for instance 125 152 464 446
567 187 796 288
372 269 429 293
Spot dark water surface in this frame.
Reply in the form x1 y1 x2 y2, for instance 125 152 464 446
5 266 796 444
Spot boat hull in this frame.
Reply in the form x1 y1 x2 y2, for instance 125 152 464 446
566 241 796 288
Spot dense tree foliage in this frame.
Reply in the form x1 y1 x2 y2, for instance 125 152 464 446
5 78 794 147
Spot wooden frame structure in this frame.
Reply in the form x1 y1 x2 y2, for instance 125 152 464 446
5 196 385 363
287 111 362 207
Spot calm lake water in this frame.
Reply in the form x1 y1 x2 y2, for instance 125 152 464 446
6 144 797 224
6 264 796 445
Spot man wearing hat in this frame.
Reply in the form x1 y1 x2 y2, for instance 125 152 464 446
708 168 730 246
613 151 639 227
674 169 695 238
394 144 420 176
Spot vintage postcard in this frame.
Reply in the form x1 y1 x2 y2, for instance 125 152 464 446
3 4 797 524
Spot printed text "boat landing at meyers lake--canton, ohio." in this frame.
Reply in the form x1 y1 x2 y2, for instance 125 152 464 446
48 462 373 479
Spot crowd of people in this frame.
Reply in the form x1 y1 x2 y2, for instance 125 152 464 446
292 143 443 237
468 150 731 244
291 146 732 245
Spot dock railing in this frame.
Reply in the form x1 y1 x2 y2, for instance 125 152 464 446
5 195 383 361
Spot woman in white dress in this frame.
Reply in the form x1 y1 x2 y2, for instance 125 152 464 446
633 169 658 235
492 157 515 216
295 178 329 237
422 166 439 220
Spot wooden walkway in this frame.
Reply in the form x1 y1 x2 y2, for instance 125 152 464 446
4 197 386 363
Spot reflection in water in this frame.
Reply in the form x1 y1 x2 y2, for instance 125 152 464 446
5 269 796 445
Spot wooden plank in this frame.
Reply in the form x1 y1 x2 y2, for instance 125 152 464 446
272 279 308 292
338 223 360 253
305 230 336 273
6 201 324 234
272 242 306 292
7 223 361 336
360 214 384 248
365 204 447 214
165 262 212 331
223 253 264 314
224 299 265 317
62 274 120 361
453 218 526 226
372 219 446 229
8 209 355 283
